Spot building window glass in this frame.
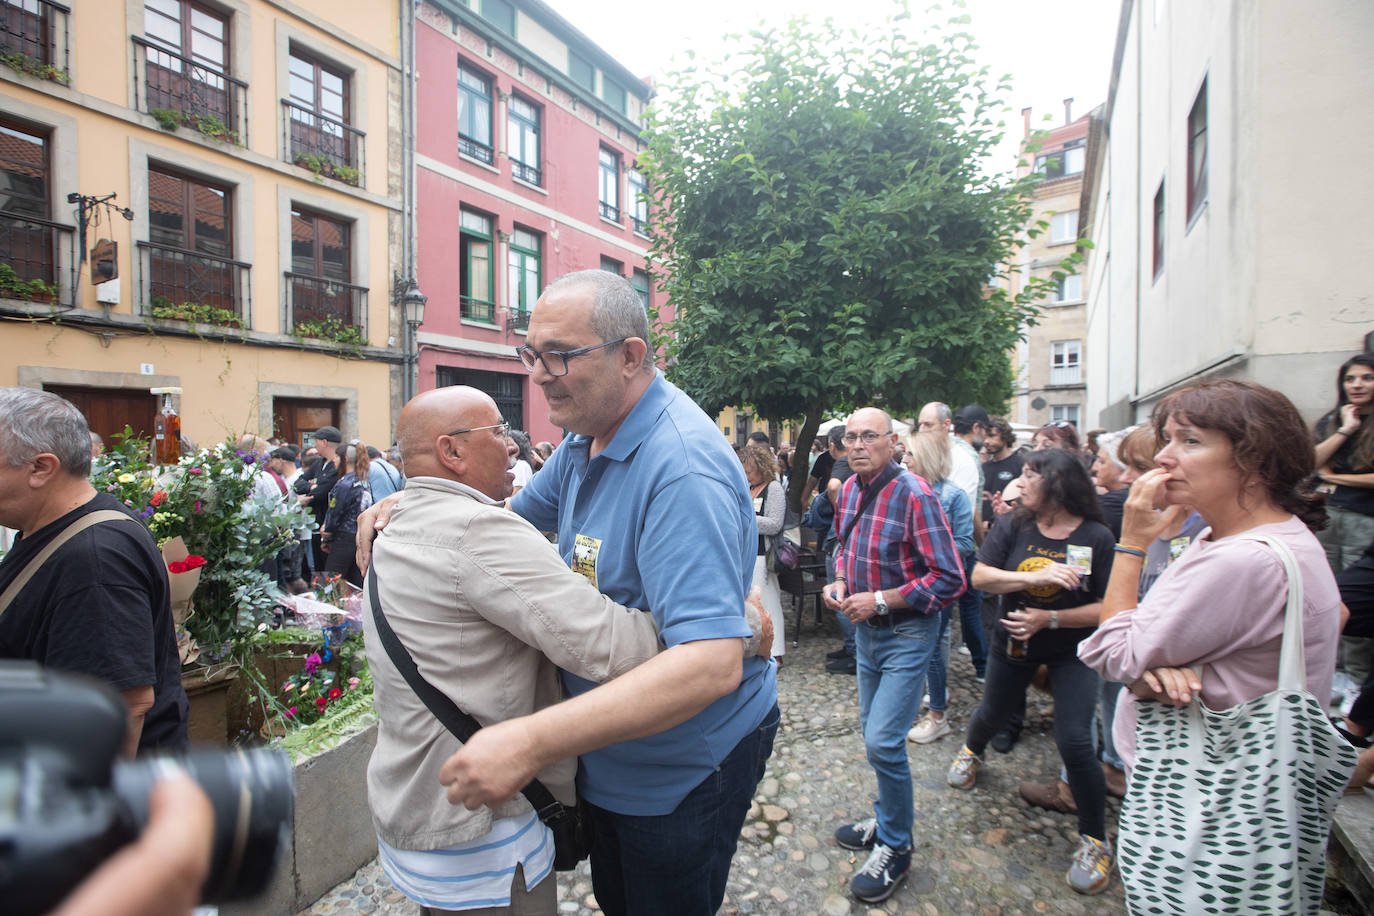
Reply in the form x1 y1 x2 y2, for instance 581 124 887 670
631 269 650 312
568 50 594 93
507 94 540 185
1050 210 1078 244
600 255 622 276
479 0 515 37
1052 273 1082 303
1187 78 1208 224
457 63 493 164
145 167 240 316
1050 404 1081 426
601 77 626 114
1152 180 1165 282
1050 340 1082 386
288 207 361 332
459 209 495 322
287 48 356 169
628 168 649 235
436 366 524 431
1035 139 1085 180
598 147 619 222
142 0 231 125
507 226 540 328
0 118 61 291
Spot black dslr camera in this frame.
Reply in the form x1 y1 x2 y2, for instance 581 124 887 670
0 662 294 915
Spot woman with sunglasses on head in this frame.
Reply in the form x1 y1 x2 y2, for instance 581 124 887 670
1077 380 1343 913
946 447 1117 895
321 440 374 587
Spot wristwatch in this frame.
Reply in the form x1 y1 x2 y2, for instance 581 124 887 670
873 590 889 616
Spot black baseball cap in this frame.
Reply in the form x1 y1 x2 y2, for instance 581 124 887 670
953 405 991 428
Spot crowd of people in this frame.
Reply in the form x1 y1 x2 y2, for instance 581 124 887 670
1 268 1369 914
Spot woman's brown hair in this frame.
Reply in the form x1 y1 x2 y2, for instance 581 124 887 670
739 443 776 483
1151 379 1326 530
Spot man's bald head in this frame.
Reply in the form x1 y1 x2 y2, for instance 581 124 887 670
397 387 514 498
845 407 896 482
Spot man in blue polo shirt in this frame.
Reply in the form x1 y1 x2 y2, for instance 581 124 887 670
429 270 779 915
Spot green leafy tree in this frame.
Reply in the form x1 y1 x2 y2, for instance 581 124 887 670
639 4 1082 508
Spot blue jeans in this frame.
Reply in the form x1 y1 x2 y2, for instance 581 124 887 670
857 613 941 850
956 550 987 677
827 540 856 656
922 605 953 712
586 704 779 916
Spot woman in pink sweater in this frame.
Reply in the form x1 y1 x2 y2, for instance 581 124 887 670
1078 379 1340 770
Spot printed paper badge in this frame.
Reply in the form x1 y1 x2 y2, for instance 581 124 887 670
1169 536 1191 563
571 533 602 588
1066 545 1092 575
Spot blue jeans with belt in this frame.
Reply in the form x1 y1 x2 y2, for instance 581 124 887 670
857 611 941 850
585 704 780 915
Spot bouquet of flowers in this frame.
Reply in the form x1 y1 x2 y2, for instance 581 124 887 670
275 629 367 729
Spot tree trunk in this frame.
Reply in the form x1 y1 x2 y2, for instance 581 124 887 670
786 406 825 514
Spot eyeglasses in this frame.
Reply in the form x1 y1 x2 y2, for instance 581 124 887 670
842 431 888 445
446 422 510 439
515 338 627 377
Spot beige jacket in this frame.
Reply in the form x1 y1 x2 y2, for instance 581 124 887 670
362 477 662 850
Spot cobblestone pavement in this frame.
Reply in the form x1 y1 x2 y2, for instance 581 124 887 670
305 613 1130 915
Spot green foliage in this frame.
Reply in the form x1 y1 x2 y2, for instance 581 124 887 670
150 295 244 328
292 316 369 354
91 431 314 651
293 152 360 186
148 108 241 144
149 108 181 131
1 49 70 84
640 2 1085 503
0 263 59 302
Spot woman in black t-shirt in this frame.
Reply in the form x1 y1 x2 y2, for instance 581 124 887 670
945 448 1116 895
1314 353 1374 574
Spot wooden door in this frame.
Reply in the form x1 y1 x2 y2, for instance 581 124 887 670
273 397 339 448
45 385 158 447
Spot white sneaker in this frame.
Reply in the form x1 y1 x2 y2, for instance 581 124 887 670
957 645 971 656
908 713 951 745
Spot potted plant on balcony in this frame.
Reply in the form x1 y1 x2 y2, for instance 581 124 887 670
0 263 59 303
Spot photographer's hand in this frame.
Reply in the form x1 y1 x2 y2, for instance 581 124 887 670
53 772 213 916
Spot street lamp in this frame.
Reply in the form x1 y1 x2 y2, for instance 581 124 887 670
396 277 427 400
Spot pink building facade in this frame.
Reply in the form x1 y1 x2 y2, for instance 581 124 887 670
412 0 657 444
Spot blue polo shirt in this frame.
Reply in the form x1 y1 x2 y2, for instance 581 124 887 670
511 372 778 815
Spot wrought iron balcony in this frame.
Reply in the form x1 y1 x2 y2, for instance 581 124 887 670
132 36 247 144
507 307 530 332
137 241 251 327
0 0 70 83
511 160 541 186
285 272 368 342
458 134 493 165
599 201 620 222
460 295 495 323
283 100 365 186
0 212 75 305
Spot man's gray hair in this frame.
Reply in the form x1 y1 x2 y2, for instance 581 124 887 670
0 387 93 476
545 269 654 371
928 402 951 423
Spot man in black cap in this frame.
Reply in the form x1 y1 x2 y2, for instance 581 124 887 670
295 426 341 573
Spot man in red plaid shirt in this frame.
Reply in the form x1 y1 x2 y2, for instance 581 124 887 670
823 407 966 903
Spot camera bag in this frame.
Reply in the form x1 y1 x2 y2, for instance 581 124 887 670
365 568 591 871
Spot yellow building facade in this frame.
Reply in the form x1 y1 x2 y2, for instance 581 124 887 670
0 0 403 449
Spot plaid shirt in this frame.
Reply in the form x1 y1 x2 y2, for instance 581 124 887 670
835 461 966 615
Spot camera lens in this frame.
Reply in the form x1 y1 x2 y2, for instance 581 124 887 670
114 746 294 903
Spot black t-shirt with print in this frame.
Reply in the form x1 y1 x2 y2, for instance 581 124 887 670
977 512 1115 659
981 453 1024 521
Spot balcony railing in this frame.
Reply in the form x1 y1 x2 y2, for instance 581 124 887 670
460 296 495 323
632 214 648 235
1049 366 1082 387
0 211 74 305
283 100 365 186
138 240 250 327
458 134 493 165
285 272 367 341
0 0 70 82
511 160 541 186
132 36 247 144
507 307 530 332
599 201 620 222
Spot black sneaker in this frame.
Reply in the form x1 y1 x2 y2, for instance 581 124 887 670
834 816 878 850
990 724 1020 754
850 842 911 903
826 647 851 660
826 656 857 675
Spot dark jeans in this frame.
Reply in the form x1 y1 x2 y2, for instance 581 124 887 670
956 550 987 676
965 646 1106 841
586 704 780 916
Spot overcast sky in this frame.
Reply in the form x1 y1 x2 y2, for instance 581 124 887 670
550 0 1122 175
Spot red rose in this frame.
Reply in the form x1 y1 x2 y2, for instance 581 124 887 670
167 560 188 574
328 687 342 699
184 555 207 570
150 490 167 507
315 697 327 708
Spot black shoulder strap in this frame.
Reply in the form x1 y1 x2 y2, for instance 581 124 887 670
837 463 901 551
366 568 565 820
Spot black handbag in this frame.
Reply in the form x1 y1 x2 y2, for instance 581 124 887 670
366 569 591 870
